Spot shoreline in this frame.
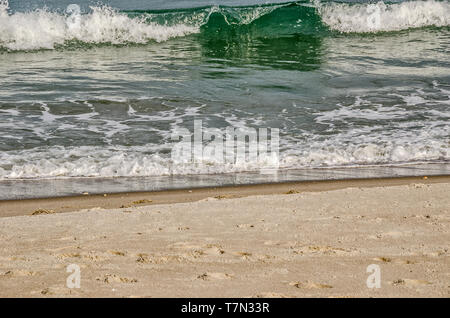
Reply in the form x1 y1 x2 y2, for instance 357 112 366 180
1 175 449 218
1 162 449 200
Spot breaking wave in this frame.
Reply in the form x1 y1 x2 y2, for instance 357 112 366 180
1 0 449 51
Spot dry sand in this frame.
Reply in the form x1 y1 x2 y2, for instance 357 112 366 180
0 178 449 297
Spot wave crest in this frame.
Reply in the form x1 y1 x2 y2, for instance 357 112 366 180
1 1 450 51
0 2 198 51
318 0 450 33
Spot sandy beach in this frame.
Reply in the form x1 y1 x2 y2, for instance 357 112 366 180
0 177 449 297
2 0 449 301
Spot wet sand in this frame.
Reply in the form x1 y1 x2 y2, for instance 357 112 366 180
1 176 449 218
0 177 449 297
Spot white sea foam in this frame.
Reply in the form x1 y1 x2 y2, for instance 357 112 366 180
0 140 447 180
0 1 198 51
0 88 449 180
317 0 450 33
0 128 448 180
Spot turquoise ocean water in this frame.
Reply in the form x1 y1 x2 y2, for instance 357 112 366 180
0 0 449 198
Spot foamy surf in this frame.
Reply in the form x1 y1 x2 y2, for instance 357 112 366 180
0 131 448 179
0 1 198 51
1 1 450 51
318 0 450 33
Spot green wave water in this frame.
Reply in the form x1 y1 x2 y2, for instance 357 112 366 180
1 0 450 52
130 2 327 36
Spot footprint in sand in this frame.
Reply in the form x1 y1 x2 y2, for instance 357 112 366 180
135 253 183 264
204 244 225 255
136 253 150 263
178 245 225 260
236 224 255 229
289 281 333 289
108 250 126 256
293 245 353 256
1 269 39 277
394 259 416 265
369 231 409 239
97 274 138 284
40 288 51 295
55 251 107 262
233 251 253 259
231 251 275 262
391 279 431 286
197 272 233 281
170 242 226 257
373 257 416 265
373 257 392 263
55 252 82 259
182 249 206 259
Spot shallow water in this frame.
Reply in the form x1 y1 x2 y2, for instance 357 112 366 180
0 0 449 197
